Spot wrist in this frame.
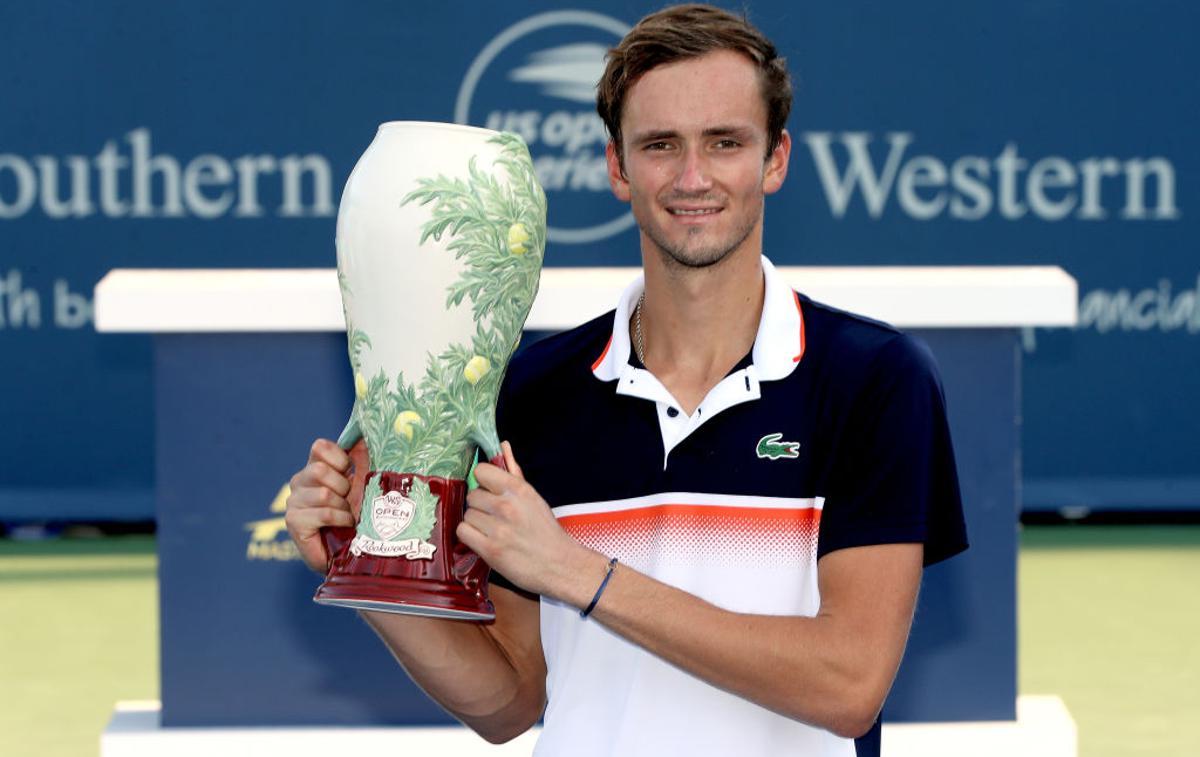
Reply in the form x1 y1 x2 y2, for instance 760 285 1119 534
580 557 618 618
549 544 612 610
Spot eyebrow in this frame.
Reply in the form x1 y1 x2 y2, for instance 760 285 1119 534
629 125 756 143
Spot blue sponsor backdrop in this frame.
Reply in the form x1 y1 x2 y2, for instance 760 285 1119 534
1 0 1196 518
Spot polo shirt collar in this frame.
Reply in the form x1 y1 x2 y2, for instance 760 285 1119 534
590 254 805 383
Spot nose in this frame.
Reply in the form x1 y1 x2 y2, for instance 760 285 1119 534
673 145 713 195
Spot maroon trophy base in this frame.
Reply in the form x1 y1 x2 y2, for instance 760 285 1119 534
314 467 495 621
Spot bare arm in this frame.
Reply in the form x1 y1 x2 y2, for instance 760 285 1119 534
284 439 546 743
361 585 545 742
575 542 920 737
463 452 923 739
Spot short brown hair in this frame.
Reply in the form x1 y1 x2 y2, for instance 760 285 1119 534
597 4 793 165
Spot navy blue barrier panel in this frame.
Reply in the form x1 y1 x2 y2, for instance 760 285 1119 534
155 333 452 726
894 329 1017 721
154 327 1015 725
4 1 1196 519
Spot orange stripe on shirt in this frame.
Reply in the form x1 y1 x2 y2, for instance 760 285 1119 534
591 334 613 372
793 291 806 363
559 503 822 564
558 503 821 531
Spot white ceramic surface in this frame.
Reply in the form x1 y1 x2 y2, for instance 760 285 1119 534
335 122 546 480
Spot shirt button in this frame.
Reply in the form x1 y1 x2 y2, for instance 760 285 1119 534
666 407 679 418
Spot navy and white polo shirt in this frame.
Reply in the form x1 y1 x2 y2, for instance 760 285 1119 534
495 256 968 757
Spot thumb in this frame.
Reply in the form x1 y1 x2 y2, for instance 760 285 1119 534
347 438 370 520
502 441 525 480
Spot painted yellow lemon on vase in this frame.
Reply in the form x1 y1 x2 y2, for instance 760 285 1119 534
392 410 422 440
464 355 491 385
507 222 530 256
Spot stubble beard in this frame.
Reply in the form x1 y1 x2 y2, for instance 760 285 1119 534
643 197 762 272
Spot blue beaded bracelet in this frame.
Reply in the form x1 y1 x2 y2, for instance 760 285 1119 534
580 557 619 618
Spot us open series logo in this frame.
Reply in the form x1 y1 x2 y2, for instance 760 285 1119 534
455 10 634 246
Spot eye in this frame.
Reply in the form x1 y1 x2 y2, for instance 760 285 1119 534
715 138 741 149
644 141 671 151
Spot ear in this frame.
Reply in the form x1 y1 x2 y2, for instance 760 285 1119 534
606 140 631 202
762 128 791 196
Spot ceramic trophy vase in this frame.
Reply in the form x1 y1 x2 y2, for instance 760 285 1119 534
314 122 546 620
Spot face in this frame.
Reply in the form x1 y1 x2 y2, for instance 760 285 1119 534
607 49 790 270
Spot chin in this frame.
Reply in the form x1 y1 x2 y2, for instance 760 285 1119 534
652 227 753 271
661 245 734 270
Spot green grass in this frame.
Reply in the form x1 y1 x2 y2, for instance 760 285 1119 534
1019 525 1200 757
0 536 158 757
1 527 1197 756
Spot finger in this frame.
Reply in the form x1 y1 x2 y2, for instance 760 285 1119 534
466 487 502 515
457 519 487 554
286 506 357 574
287 505 356 534
310 438 351 474
462 506 499 539
303 460 352 498
472 461 515 493
288 482 351 515
502 441 525 481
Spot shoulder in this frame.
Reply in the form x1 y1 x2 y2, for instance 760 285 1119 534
806 296 966 566
496 310 616 457
501 310 615 402
799 294 941 388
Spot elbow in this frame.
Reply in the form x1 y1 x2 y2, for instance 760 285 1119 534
464 714 537 745
457 689 544 745
477 724 530 745
801 648 897 739
822 685 886 740
789 668 886 739
826 707 879 740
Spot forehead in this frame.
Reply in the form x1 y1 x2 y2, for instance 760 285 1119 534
621 49 767 138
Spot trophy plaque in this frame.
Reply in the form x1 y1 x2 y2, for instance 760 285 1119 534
314 122 546 620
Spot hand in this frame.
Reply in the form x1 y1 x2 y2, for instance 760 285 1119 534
459 442 593 598
285 438 366 573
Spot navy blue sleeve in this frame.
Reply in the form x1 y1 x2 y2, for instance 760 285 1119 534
817 333 968 566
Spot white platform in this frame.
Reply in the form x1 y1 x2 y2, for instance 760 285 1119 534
94 265 1078 333
885 696 1077 757
102 696 1076 757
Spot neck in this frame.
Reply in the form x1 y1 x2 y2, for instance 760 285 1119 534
636 244 765 407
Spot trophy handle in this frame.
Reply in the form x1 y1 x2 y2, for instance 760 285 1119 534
320 437 369 568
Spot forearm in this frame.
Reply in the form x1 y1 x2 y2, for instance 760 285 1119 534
586 571 872 734
359 600 545 742
556 545 920 738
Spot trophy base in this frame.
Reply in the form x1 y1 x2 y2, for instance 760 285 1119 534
314 570 495 621
314 469 497 622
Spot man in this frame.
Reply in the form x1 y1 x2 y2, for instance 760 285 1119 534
286 5 967 756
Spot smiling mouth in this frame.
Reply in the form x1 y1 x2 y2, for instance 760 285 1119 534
668 207 722 216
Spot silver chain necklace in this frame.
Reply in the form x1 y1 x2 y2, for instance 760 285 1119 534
634 292 646 365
